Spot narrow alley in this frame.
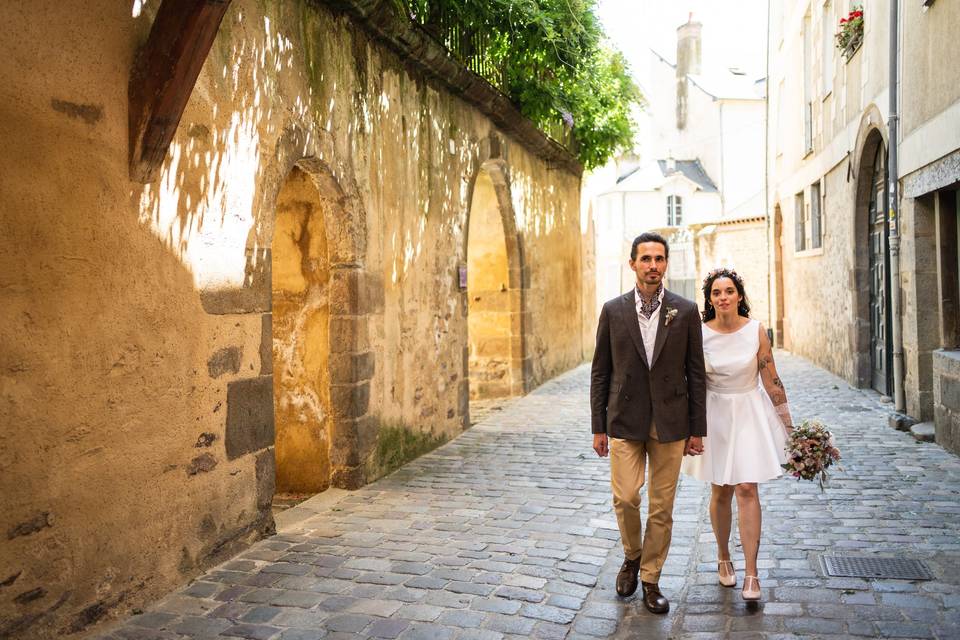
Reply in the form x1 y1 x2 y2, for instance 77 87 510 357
95 354 960 640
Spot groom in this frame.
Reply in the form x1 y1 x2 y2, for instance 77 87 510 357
590 232 707 614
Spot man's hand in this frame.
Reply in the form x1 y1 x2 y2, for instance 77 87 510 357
593 433 609 458
684 436 704 456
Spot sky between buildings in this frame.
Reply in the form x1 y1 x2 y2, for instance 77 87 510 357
596 0 769 89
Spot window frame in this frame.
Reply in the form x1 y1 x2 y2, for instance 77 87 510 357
811 180 823 249
666 195 683 227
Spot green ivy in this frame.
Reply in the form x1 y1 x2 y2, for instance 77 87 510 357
397 0 642 169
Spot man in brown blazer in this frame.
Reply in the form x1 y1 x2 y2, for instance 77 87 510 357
590 232 707 614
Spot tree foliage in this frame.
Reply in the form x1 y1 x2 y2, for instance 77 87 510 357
399 0 642 169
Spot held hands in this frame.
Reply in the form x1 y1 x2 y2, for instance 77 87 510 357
684 436 704 456
593 433 609 457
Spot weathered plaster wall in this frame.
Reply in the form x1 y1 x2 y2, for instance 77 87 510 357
272 168 332 492
467 171 514 399
693 221 771 328
0 1 585 637
900 1 960 140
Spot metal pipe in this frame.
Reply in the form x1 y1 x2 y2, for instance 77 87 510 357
888 0 905 411
764 0 773 336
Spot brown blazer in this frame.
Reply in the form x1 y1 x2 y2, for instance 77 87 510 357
590 289 707 442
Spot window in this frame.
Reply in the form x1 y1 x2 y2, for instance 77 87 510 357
811 180 823 249
803 13 813 154
795 191 807 252
822 1 833 96
666 195 683 226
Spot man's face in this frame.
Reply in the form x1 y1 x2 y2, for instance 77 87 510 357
630 242 668 286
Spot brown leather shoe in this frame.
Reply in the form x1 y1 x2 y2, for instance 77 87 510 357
641 581 670 614
615 558 640 597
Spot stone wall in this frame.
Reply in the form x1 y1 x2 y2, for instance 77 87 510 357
0 1 586 637
934 350 960 455
692 219 771 328
776 158 862 382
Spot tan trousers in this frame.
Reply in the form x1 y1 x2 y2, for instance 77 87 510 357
609 424 686 584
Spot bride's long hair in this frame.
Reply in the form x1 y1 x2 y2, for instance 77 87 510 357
701 267 751 322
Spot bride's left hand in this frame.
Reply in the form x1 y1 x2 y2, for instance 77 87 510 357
684 436 704 456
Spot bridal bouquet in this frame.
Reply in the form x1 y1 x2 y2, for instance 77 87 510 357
782 419 842 490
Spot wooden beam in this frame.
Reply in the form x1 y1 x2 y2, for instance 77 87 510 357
129 0 232 183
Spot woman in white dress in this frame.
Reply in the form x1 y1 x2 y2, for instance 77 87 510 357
681 268 793 601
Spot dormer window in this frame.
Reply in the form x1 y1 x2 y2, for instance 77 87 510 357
667 195 683 226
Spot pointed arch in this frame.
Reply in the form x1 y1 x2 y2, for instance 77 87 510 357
463 158 529 401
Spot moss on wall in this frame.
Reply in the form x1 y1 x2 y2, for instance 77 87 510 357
367 421 448 480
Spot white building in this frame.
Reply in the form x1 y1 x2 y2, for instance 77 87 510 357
592 16 769 317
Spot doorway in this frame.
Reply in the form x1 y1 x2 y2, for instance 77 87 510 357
270 166 332 511
867 145 893 396
465 164 525 421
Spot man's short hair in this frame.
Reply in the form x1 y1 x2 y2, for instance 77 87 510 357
630 232 670 260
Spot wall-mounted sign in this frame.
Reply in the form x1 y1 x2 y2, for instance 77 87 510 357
458 265 468 290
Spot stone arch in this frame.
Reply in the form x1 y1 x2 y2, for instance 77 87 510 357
851 108 889 390
257 125 374 492
463 157 530 401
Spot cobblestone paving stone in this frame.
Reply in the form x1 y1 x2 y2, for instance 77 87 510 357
94 353 960 640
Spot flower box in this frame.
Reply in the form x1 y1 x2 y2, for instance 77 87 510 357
835 6 864 61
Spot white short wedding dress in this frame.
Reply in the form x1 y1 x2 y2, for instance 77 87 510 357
681 318 788 486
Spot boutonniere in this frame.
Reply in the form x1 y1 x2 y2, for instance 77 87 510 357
664 307 678 326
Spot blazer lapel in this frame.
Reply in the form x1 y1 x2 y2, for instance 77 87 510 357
620 292 649 369
649 290 675 369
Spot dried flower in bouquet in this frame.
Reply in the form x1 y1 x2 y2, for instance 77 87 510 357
782 419 842 490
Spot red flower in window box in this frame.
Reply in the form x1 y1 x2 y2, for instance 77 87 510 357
836 6 864 60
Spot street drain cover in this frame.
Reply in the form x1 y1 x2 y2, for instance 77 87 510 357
820 555 933 580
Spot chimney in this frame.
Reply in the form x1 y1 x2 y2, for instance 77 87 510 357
676 14 702 130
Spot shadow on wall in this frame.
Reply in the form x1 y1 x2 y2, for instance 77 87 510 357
1 1 590 637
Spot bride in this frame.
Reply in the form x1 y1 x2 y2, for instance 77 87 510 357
681 268 793 602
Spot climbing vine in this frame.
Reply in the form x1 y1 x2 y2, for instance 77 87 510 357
397 0 642 169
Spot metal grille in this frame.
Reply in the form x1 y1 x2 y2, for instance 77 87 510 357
820 555 933 580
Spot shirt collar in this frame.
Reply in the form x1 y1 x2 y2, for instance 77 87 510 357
635 284 665 305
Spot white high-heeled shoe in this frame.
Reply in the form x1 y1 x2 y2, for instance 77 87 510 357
717 560 736 587
742 575 761 601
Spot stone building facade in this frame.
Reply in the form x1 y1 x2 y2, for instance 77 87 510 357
0 1 589 637
767 0 960 449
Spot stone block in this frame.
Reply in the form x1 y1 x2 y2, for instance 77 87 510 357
940 374 960 411
889 412 917 432
330 382 370 419
328 351 375 385
226 377 275 460
208 347 243 379
330 465 365 490
910 422 936 442
255 449 276 515
329 267 382 316
259 314 272 376
329 316 369 354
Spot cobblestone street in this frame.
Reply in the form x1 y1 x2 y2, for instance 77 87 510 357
96 353 960 640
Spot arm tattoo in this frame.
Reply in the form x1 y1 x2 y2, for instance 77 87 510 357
759 356 770 369
773 377 784 389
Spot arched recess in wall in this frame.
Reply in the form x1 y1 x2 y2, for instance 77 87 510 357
265 150 373 495
852 114 891 395
464 159 529 401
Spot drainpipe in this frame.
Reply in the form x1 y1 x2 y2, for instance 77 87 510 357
764 0 773 335
888 0 905 412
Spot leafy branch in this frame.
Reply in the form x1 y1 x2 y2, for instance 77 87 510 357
396 0 642 169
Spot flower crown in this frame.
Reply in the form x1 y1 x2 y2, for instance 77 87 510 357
702 267 744 288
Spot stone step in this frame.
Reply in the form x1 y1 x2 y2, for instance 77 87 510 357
910 421 936 443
